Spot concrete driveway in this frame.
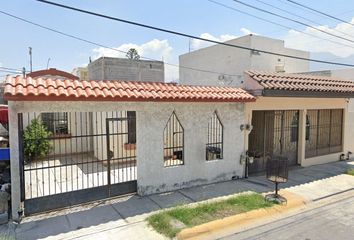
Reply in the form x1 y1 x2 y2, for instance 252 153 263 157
1 159 353 240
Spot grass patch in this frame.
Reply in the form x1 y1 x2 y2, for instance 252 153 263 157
346 168 354 176
147 193 274 238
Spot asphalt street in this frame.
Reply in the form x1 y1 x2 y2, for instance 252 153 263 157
222 195 354 240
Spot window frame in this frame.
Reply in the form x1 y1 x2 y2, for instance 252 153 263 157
163 111 184 167
41 112 70 136
206 111 224 161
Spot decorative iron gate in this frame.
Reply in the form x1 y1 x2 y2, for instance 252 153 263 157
248 110 299 174
19 111 137 215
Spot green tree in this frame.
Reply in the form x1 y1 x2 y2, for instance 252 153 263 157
126 48 140 60
23 118 52 162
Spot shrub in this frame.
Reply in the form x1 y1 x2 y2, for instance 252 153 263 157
23 118 52 162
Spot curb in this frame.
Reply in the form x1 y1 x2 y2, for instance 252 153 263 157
177 190 307 240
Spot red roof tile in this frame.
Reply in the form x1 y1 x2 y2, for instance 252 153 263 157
4 76 255 102
246 70 354 93
26 68 79 80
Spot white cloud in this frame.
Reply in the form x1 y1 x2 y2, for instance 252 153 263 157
283 17 354 58
190 28 258 51
92 39 178 82
190 33 238 51
240 28 258 36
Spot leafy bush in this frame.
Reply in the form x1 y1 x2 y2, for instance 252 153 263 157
23 118 52 162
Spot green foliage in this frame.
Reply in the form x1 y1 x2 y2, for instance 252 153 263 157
346 168 354 176
126 48 140 60
147 193 275 238
23 118 52 162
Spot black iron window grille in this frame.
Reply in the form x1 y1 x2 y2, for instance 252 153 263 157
163 111 184 167
305 109 343 158
127 111 136 144
206 111 223 161
41 112 69 135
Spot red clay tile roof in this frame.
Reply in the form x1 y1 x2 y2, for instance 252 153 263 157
4 76 255 102
27 68 79 80
245 70 354 93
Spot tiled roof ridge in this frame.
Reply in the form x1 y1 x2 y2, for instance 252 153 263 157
245 70 354 93
246 70 353 83
4 76 255 102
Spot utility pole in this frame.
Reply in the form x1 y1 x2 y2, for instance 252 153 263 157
29 47 33 72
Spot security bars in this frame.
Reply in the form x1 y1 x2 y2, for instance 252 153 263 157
19 111 137 213
305 109 343 158
163 111 184 167
206 111 223 161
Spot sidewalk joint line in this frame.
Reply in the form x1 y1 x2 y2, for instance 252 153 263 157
177 190 197 202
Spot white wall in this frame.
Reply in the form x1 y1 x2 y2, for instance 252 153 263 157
9 100 246 219
179 35 310 87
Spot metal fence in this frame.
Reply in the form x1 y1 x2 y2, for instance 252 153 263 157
19 111 137 214
248 110 299 173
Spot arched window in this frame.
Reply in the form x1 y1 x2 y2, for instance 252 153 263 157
163 111 184 167
206 111 223 161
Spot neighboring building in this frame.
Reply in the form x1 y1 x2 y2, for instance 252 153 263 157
244 71 354 172
88 57 165 82
179 35 310 87
26 68 79 80
72 67 88 80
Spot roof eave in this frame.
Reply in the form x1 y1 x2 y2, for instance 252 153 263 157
262 89 354 98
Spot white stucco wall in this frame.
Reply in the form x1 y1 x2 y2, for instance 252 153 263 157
179 35 310 87
9 100 246 219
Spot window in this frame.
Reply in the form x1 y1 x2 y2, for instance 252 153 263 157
305 109 343 158
206 111 223 160
41 112 69 135
127 111 136 144
163 111 184 167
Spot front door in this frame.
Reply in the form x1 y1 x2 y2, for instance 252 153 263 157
248 110 299 174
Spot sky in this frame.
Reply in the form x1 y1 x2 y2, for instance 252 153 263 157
1 0 354 81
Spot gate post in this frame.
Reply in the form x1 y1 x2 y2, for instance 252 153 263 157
8 103 22 221
298 110 306 166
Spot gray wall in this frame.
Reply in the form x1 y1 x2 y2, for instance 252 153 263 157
88 57 165 82
9 100 246 220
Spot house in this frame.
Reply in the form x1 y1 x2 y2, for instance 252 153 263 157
88 57 165 82
179 35 310 87
5 76 254 219
71 67 88 81
26 68 79 80
244 70 354 173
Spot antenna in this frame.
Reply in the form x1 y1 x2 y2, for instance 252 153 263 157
29 47 33 72
46 58 51 69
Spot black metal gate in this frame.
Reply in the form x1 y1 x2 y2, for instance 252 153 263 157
19 111 137 215
248 110 299 174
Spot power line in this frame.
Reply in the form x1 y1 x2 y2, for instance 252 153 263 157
208 0 354 50
254 0 354 40
34 0 354 67
0 66 23 72
0 10 242 78
232 0 354 45
286 0 354 26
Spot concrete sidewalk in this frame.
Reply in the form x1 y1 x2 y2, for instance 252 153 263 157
1 160 353 240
